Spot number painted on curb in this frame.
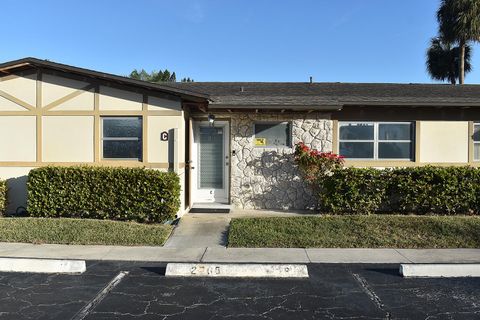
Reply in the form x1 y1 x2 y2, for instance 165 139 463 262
191 265 221 275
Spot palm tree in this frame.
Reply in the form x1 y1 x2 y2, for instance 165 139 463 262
437 0 480 84
426 37 472 84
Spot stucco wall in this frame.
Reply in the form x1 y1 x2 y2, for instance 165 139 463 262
0 116 36 161
42 74 94 110
42 116 94 162
216 112 333 210
0 72 36 108
419 121 469 163
148 96 181 111
99 86 143 110
148 116 185 163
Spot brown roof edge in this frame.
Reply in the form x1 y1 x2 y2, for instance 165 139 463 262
0 57 211 102
207 104 343 111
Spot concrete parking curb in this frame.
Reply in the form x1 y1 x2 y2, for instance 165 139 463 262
0 257 86 274
400 263 480 278
165 263 309 278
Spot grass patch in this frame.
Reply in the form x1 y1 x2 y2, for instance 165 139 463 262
0 218 173 246
228 215 480 248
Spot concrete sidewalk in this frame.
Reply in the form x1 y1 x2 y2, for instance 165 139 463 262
0 242 479 263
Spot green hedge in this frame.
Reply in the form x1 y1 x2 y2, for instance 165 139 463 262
0 180 6 216
319 166 480 215
27 166 180 223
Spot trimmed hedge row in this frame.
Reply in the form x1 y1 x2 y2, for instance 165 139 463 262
0 180 6 216
319 166 480 215
27 166 180 223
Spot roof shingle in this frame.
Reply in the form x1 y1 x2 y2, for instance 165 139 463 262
164 82 480 107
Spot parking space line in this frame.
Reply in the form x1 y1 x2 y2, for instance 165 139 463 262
352 273 391 320
71 271 129 320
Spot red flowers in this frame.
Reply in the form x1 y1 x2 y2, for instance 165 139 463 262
295 142 344 163
294 142 344 183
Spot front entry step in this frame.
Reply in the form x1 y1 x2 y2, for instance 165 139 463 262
190 203 231 213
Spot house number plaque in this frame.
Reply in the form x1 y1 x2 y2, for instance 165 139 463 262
160 131 168 141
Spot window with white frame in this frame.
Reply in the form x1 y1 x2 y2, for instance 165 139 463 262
338 122 414 160
474 122 480 161
101 117 142 160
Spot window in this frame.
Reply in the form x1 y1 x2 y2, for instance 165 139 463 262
474 123 480 161
254 122 291 147
339 122 414 160
101 117 142 160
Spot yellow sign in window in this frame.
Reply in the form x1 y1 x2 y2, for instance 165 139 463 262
254 138 266 146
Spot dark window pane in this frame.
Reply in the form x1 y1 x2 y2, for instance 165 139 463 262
339 123 374 140
339 142 374 159
103 118 142 138
379 123 411 140
474 124 480 142
199 127 224 188
254 122 290 147
378 142 412 159
103 140 142 159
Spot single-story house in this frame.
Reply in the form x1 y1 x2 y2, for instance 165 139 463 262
1 57 480 216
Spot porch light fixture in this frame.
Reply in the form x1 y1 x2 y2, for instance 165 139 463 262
208 114 215 126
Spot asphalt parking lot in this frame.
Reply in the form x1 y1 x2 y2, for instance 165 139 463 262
0 261 479 319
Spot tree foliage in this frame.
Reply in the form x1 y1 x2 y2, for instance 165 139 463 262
437 0 480 45
129 69 176 82
129 69 194 83
426 37 471 84
435 0 480 84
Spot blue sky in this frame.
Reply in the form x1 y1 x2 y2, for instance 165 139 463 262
1 0 477 83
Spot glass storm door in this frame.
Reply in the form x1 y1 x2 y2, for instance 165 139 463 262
192 121 229 203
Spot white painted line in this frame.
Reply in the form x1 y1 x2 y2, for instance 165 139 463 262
0 257 86 274
72 271 129 320
352 273 385 310
400 264 480 278
165 263 309 278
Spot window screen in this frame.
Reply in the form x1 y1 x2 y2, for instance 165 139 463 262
102 117 142 160
254 122 291 147
474 123 480 161
339 122 413 160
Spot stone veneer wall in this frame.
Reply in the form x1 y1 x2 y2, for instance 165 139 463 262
220 112 333 210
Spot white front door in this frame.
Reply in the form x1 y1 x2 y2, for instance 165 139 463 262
191 121 229 203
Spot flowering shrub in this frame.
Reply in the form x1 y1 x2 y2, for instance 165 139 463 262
294 142 344 183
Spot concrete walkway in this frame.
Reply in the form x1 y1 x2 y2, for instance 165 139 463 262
0 242 479 263
164 214 230 248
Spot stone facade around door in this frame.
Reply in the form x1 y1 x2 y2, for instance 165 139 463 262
209 112 334 210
